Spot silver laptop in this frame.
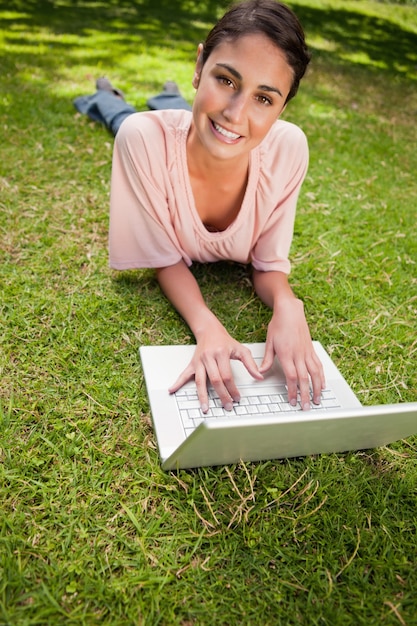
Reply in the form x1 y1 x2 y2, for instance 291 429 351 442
139 342 417 470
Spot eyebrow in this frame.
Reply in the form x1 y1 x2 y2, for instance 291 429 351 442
215 63 284 98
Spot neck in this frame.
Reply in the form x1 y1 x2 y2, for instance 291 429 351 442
186 127 249 181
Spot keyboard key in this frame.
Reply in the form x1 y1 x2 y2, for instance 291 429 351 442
180 412 196 429
269 394 284 403
210 407 225 417
280 402 301 412
322 397 341 408
258 404 271 413
259 395 272 404
177 399 200 410
268 403 281 412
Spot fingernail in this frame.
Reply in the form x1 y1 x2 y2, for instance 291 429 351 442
201 403 209 413
303 402 311 411
290 398 297 407
224 402 233 411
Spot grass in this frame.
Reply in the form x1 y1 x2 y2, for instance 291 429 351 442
1 0 417 623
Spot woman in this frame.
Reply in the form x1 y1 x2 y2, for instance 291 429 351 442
109 0 325 412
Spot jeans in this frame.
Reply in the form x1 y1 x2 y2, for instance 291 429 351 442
73 89 191 136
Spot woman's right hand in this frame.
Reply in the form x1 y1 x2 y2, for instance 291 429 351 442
168 322 263 413
156 261 262 411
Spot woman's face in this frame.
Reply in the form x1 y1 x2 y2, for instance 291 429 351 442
188 33 294 164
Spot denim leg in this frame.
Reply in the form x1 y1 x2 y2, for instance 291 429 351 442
146 92 192 111
73 90 137 135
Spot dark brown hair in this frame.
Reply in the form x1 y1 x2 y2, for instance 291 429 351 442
201 0 311 103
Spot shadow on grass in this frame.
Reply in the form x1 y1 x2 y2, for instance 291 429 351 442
1 0 416 88
111 262 266 343
112 262 254 302
295 3 417 79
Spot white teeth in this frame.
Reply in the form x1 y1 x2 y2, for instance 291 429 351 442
213 122 240 140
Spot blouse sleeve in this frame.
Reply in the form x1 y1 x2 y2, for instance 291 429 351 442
250 123 309 274
108 113 183 270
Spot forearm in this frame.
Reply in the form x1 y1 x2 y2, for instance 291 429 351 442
252 269 299 310
156 261 221 338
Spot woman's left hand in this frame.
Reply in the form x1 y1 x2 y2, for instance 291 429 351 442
259 297 325 410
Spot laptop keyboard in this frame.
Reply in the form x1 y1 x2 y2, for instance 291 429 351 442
175 385 342 436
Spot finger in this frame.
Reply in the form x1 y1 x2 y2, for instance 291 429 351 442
205 356 236 410
194 364 210 413
168 364 195 394
258 341 275 374
233 347 264 380
295 362 312 411
284 363 299 408
308 355 326 405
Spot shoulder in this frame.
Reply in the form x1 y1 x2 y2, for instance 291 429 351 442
262 119 308 154
257 119 308 178
116 109 192 146
113 109 192 176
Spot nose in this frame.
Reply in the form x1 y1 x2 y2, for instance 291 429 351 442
222 92 248 124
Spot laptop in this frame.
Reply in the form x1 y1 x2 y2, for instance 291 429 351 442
139 342 417 470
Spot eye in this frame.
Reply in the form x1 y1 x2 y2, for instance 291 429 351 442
256 94 273 106
216 75 235 89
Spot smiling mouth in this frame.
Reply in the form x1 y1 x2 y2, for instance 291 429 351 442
212 120 241 141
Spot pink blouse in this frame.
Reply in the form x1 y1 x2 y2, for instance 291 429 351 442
109 109 308 274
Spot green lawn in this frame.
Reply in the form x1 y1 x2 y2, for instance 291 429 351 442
1 0 417 624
